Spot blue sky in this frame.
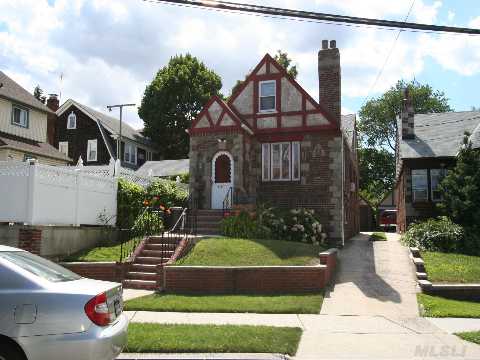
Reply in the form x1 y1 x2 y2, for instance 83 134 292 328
0 0 479 129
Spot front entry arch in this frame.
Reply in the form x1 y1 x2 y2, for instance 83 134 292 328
211 151 233 209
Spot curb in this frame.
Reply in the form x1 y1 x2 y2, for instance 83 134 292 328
117 353 290 360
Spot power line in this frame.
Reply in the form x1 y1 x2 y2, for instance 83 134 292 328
361 0 416 108
146 0 480 35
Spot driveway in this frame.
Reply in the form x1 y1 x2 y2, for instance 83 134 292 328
295 232 480 360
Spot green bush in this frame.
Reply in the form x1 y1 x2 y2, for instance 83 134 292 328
146 179 188 209
117 178 146 228
221 211 271 239
133 209 164 236
401 217 464 253
461 226 480 256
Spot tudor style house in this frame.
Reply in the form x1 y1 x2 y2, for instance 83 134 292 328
55 99 158 169
0 71 70 165
188 40 359 242
395 88 480 232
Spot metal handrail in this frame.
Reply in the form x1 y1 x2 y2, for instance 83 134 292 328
222 186 233 216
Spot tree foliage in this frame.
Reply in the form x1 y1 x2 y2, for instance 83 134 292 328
358 147 395 208
230 50 298 97
439 134 480 228
358 80 451 152
33 85 46 104
139 54 223 159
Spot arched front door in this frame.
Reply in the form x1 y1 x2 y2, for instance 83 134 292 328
211 152 233 209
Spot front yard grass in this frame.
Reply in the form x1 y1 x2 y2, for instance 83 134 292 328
371 232 387 241
126 323 302 355
125 293 323 314
175 237 326 266
422 251 480 283
63 237 140 262
456 331 480 345
417 294 480 318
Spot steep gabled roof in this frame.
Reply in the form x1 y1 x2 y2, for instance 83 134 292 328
57 99 155 148
0 71 53 114
399 111 480 159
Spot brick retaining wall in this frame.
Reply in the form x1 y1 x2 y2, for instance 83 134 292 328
162 248 338 294
62 262 124 282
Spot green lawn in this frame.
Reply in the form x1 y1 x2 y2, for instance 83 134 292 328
371 232 387 241
64 238 139 262
456 331 480 345
422 251 480 283
417 294 480 318
126 323 302 355
175 237 325 266
125 293 323 314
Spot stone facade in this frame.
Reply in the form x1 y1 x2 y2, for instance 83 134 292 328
189 44 359 242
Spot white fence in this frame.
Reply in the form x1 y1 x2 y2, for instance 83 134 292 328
0 161 117 226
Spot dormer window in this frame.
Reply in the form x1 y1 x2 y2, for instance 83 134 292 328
259 80 276 112
11 104 29 128
67 111 76 129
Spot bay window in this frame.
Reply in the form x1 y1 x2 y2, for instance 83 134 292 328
262 142 300 181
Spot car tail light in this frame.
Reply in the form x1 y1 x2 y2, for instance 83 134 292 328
85 292 111 326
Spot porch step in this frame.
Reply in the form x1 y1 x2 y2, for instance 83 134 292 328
136 256 170 265
196 210 224 235
126 271 158 281
148 235 182 244
130 263 157 273
122 279 157 290
145 243 177 251
141 249 175 257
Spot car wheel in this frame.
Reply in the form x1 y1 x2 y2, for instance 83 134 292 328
0 343 26 360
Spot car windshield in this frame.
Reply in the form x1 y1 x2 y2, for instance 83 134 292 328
0 251 82 282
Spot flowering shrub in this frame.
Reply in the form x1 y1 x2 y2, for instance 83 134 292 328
221 205 327 245
133 209 164 236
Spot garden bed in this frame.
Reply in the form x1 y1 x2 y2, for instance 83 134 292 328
125 323 302 355
124 293 323 314
174 237 326 266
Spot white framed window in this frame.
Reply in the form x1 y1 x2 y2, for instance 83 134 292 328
87 139 97 162
412 169 428 202
431 168 448 202
58 141 69 157
259 80 276 112
124 142 137 164
11 104 29 128
67 111 77 129
262 142 300 182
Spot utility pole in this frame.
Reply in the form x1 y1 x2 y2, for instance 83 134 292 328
106 103 135 161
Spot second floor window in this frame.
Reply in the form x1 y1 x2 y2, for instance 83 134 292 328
12 105 29 128
412 169 428 202
124 143 136 164
67 112 76 129
87 139 97 162
259 80 276 112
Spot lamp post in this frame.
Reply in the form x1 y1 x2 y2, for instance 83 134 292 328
106 103 135 161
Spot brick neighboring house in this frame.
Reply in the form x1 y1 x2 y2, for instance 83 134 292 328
395 89 480 232
0 71 70 165
55 99 158 169
188 40 359 243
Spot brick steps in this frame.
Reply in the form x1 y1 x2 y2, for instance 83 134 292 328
122 234 183 290
196 210 223 235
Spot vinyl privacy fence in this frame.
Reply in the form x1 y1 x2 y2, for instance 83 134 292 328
0 161 117 226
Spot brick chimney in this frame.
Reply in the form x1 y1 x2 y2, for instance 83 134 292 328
46 94 59 146
401 88 415 139
318 39 341 122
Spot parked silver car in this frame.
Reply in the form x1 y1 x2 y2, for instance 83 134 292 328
0 245 128 360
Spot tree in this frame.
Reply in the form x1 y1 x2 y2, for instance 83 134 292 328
230 50 298 97
358 80 452 152
358 147 395 208
139 54 222 159
439 133 480 227
33 85 46 104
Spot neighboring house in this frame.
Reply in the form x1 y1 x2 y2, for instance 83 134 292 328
137 159 189 178
395 88 480 232
0 71 70 165
55 99 158 169
188 40 359 242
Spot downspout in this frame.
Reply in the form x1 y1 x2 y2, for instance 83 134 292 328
341 131 345 247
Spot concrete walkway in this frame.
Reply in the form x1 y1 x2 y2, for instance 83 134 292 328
427 318 480 334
